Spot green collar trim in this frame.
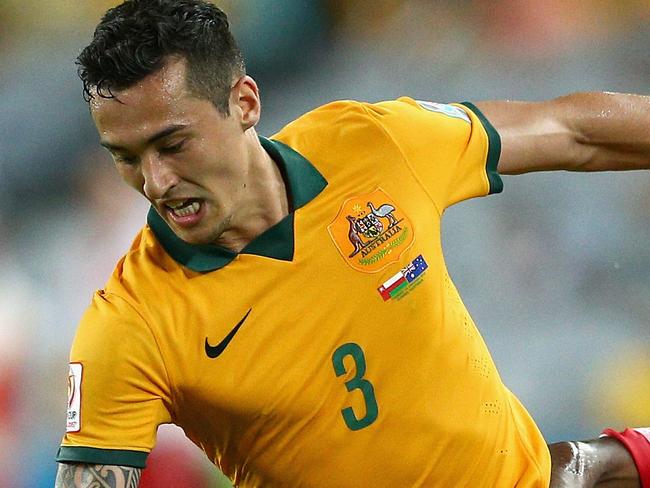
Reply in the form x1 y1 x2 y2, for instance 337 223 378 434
147 136 327 272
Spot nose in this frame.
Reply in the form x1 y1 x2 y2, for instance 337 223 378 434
141 153 179 200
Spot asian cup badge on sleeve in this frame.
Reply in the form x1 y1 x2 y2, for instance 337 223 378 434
66 363 83 433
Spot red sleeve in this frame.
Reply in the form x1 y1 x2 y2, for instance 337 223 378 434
602 427 650 488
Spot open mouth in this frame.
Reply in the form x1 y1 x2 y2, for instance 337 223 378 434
166 199 201 218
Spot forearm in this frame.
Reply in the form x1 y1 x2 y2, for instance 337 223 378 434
549 437 641 488
560 91 650 172
55 463 142 488
589 437 640 486
477 92 650 174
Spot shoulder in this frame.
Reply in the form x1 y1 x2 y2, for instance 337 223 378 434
269 99 407 154
273 97 474 143
275 100 371 136
106 225 184 291
88 224 187 328
70 288 155 366
277 98 431 128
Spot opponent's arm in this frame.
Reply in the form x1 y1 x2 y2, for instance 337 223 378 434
549 437 640 488
55 463 142 488
475 92 650 175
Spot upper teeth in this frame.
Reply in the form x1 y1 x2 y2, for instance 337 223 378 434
168 200 188 209
168 201 200 217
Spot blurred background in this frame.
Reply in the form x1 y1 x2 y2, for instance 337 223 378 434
2 0 649 486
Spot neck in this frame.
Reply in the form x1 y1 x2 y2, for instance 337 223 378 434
215 131 289 252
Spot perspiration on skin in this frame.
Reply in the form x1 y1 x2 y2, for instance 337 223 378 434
90 58 287 252
57 1 650 486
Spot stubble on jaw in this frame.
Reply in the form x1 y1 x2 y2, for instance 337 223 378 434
172 210 235 247
209 213 233 245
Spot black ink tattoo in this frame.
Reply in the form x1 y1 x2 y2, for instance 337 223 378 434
55 463 142 488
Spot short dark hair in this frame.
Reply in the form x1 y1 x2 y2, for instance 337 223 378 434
77 0 245 114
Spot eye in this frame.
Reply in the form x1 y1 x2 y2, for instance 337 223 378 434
114 154 138 165
160 139 185 154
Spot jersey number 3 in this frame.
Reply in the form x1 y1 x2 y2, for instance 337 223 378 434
332 343 379 431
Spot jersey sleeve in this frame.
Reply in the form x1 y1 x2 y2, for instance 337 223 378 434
56 290 172 468
364 97 503 212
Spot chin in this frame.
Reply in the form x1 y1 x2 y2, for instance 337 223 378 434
169 212 229 247
174 224 226 247
177 232 215 246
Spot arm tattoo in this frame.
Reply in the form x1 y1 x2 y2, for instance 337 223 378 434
55 463 142 488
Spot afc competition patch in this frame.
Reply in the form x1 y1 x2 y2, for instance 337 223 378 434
416 101 471 123
328 188 414 273
66 363 82 433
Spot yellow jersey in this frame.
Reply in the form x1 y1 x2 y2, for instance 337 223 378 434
58 98 551 487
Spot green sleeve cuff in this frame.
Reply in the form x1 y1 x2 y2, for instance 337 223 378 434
56 446 149 468
459 101 504 195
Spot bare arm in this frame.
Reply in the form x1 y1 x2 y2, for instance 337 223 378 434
475 92 650 175
549 437 640 488
55 463 142 488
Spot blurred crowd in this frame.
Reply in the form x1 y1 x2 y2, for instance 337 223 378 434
2 0 650 486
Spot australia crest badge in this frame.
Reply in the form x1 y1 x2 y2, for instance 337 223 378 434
328 188 414 273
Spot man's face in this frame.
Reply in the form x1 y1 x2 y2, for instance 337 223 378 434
90 58 252 246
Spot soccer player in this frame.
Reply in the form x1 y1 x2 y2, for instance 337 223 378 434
55 1 649 487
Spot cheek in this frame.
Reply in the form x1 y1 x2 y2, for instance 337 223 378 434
116 166 146 195
187 138 247 188
189 147 231 180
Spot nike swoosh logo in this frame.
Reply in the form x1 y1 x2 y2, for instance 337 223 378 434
205 308 252 359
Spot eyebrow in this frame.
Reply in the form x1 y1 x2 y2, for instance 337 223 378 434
100 124 189 151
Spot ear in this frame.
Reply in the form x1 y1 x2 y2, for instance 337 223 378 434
231 76 261 130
